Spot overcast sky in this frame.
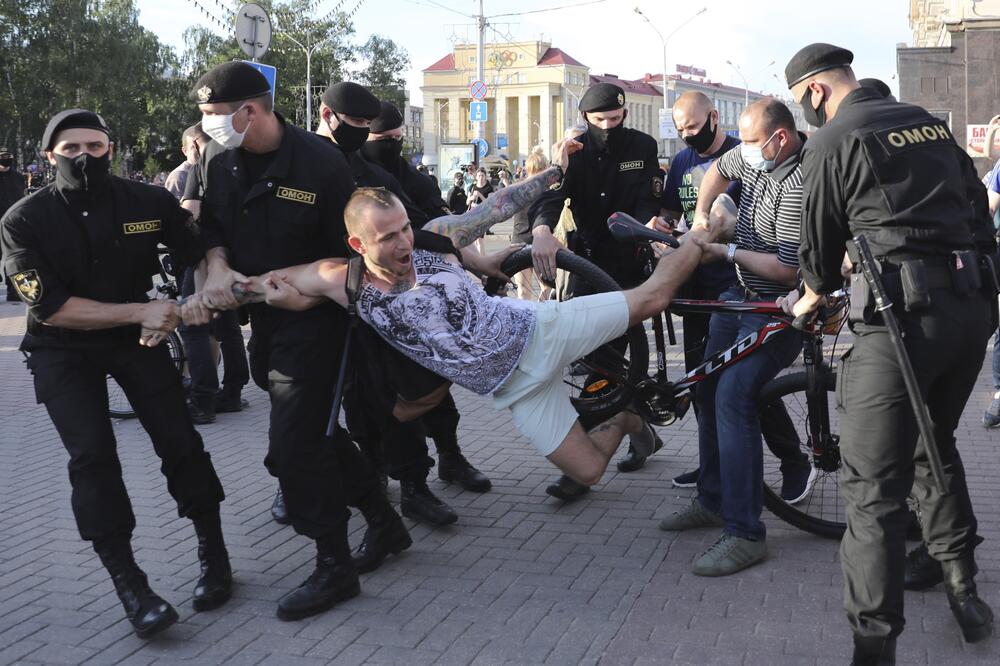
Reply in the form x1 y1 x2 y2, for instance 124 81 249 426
138 0 913 106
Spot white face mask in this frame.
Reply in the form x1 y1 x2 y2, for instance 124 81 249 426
740 130 780 172
201 105 249 149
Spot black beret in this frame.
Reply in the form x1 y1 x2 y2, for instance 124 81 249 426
858 78 892 99
785 43 854 88
190 61 270 104
42 109 110 151
321 82 381 120
579 83 626 113
370 101 404 133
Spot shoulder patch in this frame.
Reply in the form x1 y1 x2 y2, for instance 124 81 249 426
652 175 664 198
619 160 644 172
11 270 42 304
276 186 317 205
872 121 954 156
123 220 161 235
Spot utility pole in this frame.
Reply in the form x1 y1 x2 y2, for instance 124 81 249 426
475 0 486 142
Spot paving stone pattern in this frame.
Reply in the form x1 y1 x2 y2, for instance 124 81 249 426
0 294 997 665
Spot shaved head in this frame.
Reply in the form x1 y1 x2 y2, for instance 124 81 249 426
345 187 405 241
674 91 714 117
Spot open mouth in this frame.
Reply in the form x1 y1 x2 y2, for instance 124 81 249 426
397 253 412 266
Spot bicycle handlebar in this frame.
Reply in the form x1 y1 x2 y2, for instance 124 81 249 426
607 212 680 248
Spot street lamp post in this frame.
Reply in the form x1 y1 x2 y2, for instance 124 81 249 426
726 60 750 108
281 31 333 131
634 6 707 155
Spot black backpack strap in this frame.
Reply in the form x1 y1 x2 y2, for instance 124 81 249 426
345 255 364 316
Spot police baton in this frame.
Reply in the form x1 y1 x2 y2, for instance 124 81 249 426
853 234 948 494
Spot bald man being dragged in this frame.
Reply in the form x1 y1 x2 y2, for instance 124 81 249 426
189 139 725 497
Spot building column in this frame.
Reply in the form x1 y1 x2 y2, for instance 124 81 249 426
517 94 531 163
446 95 462 144
540 86 553 150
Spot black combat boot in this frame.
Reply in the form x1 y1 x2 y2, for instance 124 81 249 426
276 532 360 621
191 512 232 611
93 537 178 638
400 479 457 526
270 488 290 525
350 490 412 574
850 636 896 666
904 536 984 591
438 453 492 493
942 558 994 643
545 475 590 502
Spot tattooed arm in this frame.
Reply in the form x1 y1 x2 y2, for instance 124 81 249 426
422 138 582 248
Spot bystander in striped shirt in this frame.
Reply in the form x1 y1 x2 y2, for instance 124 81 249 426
715 138 805 298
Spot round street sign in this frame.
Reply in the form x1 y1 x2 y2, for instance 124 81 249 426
235 3 272 61
471 138 489 159
470 80 488 100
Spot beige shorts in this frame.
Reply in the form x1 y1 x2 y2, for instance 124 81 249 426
493 291 630 456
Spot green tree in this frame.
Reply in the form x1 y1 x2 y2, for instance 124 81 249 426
354 34 410 111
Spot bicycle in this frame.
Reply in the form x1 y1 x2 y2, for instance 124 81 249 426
107 253 186 419
485 213 848 539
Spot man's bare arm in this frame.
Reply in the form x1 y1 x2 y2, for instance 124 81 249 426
423 165 565 248
252 259 350 309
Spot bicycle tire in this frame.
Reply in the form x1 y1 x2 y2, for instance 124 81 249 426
758 371 845 539
485 247 650 423
107 331 186 419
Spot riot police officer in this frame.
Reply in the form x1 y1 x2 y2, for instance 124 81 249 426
362 100 493 495
192 62 399 620
529 82 664 501
784 44 996 662
0 110 231 638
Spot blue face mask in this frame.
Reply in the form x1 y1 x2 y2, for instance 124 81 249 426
740 130 780 172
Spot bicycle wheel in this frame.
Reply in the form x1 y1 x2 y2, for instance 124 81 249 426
759 371 846 539
484 247 650 423
107 331 186 419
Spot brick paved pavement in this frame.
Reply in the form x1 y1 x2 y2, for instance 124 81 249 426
0 293 998 665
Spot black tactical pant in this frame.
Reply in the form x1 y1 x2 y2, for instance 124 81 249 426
343 326 461 482
839 290 990 640
26 343 225 541
248 325 380 540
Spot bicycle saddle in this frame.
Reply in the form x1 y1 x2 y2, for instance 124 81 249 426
607 212 680 248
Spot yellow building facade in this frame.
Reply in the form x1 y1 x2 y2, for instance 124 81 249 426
420 41 663 166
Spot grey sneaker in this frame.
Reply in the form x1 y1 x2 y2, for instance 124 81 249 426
984 391 1000 428
692 533 767 577
658 499 724 531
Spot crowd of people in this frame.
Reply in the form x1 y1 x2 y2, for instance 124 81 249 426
1 40 998 665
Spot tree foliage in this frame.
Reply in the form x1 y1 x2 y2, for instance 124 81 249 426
354 35 410 111
0 0 410 174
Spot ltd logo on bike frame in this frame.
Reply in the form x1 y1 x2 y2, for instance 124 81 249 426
676 320 788 392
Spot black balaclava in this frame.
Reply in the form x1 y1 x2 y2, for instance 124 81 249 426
361 138 403 169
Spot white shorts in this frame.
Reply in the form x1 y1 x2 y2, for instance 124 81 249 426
493 291 630 456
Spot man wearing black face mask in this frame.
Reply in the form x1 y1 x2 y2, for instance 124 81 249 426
0 147 26 302
528 82 664 501
360 100 494 498
785 43 996 661
317 84 482 535
0 109 231 638
194 62 400 621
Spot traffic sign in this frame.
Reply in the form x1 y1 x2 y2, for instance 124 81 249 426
242 61 276 103
469 101 488 123
235 3 272 61
470 80 488 100
496 133 508 150
471 138 489 159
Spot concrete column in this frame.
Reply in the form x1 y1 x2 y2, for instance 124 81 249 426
446 95 462 143
517 94 531 163
540 86 553 150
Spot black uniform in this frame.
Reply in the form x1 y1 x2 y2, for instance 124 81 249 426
798 87 998 641
1 166 26 298
0 176 225 541
529 126 662 289
199 115 378 539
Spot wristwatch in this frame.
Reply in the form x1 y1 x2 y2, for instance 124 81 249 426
726 243 738 264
